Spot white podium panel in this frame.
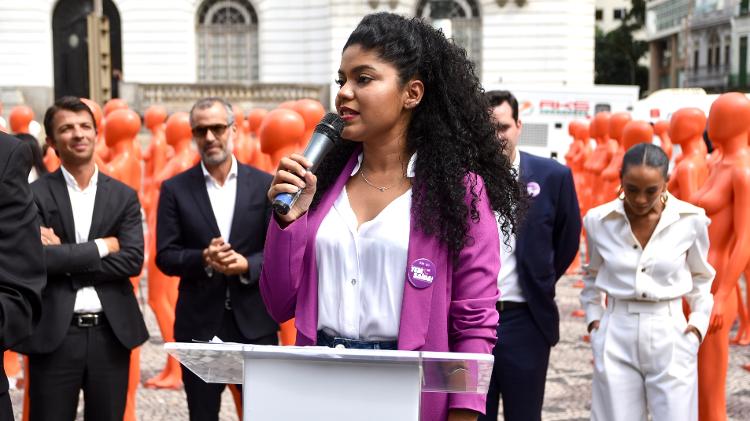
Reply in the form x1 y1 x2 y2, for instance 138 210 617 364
166 343 494 421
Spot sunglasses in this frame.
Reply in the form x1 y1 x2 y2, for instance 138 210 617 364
191 123 231 138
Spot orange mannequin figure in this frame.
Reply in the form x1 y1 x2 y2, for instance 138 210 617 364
600 112 631 203
103 99 141 163
102 109 142 196
571 122 593 215
232 105 252 165
101 109 143 421
144 112 198 390
81 98 109 165
43 144 61 172
153 112 198 186
247 108 271 172
691 92 750 421
292 98 326 150
565 121 584 166
259 108 306 170
583 112 613 208
667 108 708 202
565 121 587 206
142 105 169 217
654 120 674 159
735 127 750 347
564 120 587 276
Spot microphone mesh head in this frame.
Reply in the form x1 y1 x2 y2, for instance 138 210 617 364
316 112 345 139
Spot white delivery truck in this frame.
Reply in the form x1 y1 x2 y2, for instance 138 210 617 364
630 88 719 124
483 84 640 163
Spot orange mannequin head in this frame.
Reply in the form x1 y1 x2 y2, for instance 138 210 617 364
608 112 632 144
669 108 706 147
247 108 268 136
568 120 585 140
165 112 192 148
576 122 590 143
591 112 611 143
259 108 306 155
144 106 168 133
103 98 128 117
707 92 750 145
105 109 141 149
9 105 34 134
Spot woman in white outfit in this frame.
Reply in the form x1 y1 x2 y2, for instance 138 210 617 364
580 143 714 421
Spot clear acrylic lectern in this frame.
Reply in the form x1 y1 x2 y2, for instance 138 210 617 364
166 342 494 421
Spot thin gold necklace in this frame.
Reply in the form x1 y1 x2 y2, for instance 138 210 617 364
360 168 402 192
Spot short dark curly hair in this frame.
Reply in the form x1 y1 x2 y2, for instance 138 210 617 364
312 12 523 257
44 96 97 140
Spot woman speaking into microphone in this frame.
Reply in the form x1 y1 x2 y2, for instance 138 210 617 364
260 12 523 421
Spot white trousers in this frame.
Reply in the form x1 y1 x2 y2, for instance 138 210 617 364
590 297 699 421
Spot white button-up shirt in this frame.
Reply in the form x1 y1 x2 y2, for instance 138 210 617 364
61 165 109 313
497 150 523 302
316 153 416 341
201 156 238 241
580 193 715 338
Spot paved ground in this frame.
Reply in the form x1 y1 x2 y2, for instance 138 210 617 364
8 274 750 420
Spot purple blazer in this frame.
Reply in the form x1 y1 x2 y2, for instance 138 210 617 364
260 147 500 420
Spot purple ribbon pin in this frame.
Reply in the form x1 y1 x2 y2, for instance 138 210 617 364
408 258 436 289
527 181 541 197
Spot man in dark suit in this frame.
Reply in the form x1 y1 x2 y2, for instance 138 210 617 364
0 132 45 421
479 91 581 421
13 97 148 421
156 97 278 421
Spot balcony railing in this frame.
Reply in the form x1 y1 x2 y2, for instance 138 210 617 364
685 65 730 89
119 82 331 113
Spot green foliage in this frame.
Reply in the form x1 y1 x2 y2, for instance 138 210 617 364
594 0 649 95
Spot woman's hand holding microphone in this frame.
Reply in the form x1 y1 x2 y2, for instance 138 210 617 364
268 154 318 224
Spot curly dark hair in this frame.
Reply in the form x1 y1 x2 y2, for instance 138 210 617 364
312 12 524 257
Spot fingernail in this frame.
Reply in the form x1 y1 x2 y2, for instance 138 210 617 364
300 169 307 176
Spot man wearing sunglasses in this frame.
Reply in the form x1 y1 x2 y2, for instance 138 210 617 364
155 97 278 421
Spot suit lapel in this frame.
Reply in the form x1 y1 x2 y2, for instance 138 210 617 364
89 173 109 240
48 170 76 243
188 166 221 238
516 153 534 258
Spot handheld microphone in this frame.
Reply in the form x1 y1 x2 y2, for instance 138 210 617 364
272 112 345 215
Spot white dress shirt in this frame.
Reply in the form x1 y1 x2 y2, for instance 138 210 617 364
61 165 109 313
580 193 715 338
201 156 238 242
497 150 524 302
316 152 416 341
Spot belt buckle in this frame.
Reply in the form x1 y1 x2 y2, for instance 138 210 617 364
77 314 98 327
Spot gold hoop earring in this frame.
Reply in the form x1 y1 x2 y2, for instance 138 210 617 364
618 189 625 201
660 192 668 205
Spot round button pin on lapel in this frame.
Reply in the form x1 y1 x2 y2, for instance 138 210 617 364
526 182 541 197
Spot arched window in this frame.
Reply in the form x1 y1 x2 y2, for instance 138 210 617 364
416 0 482 73
197 0 258 83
